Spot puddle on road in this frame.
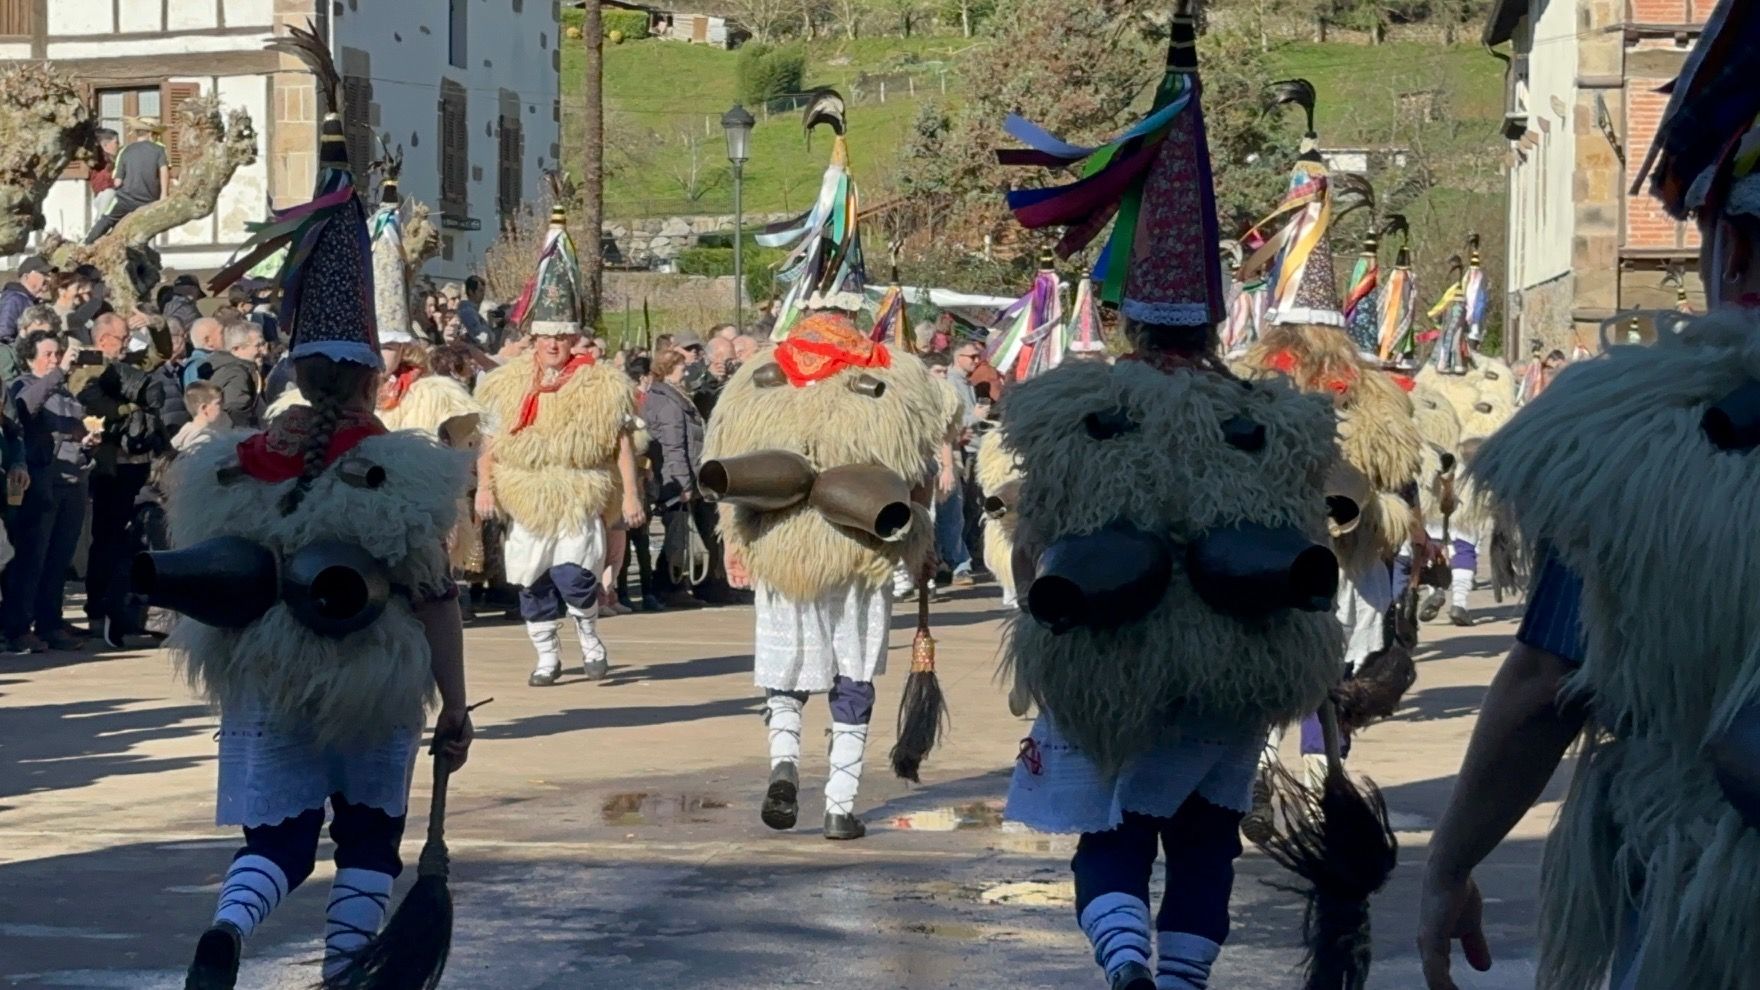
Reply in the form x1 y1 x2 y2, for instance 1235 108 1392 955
600 792 732 826
889 801 1006 831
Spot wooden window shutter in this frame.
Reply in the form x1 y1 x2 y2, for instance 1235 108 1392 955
161 82 203 178
0 0 32 38
342 74 375 189
497 116 523 222
438 81 468 216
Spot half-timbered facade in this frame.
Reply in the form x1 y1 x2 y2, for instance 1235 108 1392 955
0 0 562 277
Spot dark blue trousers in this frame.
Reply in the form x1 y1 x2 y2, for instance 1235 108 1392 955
1071 797 1243 941
238 796 406 892
2 477 88 638
517 563 599 622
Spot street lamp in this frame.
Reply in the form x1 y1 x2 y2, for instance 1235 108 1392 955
721 103 755 333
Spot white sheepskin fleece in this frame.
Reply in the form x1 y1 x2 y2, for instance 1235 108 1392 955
1001 359 1344 773
379 374 483 438
164 430 470 748
704 350 947 600
1471 310 1760 990
976 430 1024 599
1411 382 1463 452
476 355 634 537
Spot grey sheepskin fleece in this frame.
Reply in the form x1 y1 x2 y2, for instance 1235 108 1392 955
1002 359 1344 773
164 430 470 748
1471 310 1760 990
704 349 946 600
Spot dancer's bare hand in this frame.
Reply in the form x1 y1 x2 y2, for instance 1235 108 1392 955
432 708 474 770
1418 869 1492 989
621 493 647 530
725 551 750 589
473 486 496 519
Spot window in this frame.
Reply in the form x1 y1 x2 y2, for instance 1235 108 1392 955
340 48 376 192
96 83 200 176
0 0 32 38
438 79 468 217
97 87 162 140
497 93 523 223
448 0 467 69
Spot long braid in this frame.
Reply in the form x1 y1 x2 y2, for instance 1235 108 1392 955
278 356 378 516
279 393 344 515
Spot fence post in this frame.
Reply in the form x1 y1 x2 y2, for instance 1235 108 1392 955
880 80 886 103
909 76 915 97
940 71 947 94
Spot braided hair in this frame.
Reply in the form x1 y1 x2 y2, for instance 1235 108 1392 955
278 355 381 515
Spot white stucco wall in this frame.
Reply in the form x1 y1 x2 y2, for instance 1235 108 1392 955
1505 1 1578 293
46 0 273 36
334 0 561 280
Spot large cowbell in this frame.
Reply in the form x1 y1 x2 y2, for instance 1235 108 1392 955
133 537 392 638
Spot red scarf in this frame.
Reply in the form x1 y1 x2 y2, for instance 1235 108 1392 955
377 364 424 411
773 312 890 386
510 354 594 434
236 406 387 483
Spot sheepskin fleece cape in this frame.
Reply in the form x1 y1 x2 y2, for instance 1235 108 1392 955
1471 311 1760 990
705 349 944 601
379 374 483 438
1002 358 1344 773
1411 382 1463 452
1417 354 1517 441
164 429 470 748
976 430 1024 598
1240 327 1421 562
477 354 634 537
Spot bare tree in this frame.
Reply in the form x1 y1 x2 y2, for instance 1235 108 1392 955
667 126 730 204
724 0 797 41
44 96 257 312
581 0 605 323
830 0 869 38
0 64 97 256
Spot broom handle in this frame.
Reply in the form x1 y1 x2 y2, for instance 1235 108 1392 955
426 752 451 846
916 582 930 635
1319 698 1346 784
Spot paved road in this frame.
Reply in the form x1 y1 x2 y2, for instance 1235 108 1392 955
0 583 1564 989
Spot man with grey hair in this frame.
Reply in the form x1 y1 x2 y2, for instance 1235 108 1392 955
182 316 224 389
199 322 265 428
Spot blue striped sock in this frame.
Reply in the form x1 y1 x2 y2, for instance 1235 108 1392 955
1155 931 1221 989
212 855 288 939
1078 892 1151 981
323 868 393 981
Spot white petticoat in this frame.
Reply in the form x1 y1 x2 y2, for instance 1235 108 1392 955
503 516 606 587
216 701 420 828
1005 712 1260 835
752 581 890 693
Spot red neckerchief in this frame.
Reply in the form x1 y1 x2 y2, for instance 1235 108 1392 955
377 364 424 411
773 311 891 386
1265 347 1356 396
510 354 594 434
236 405 388 483
1389 373 1416 392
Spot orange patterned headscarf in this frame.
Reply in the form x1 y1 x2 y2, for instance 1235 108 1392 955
772 311 891 387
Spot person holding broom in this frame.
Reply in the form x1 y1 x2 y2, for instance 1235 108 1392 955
158 26 474 990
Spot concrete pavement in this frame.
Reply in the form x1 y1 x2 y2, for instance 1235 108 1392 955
0 583 1564 989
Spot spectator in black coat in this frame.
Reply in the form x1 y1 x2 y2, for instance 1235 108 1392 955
199 322 266 428
640 349 730 606
0 256 53 348
2 330 92 654
78 312 171 643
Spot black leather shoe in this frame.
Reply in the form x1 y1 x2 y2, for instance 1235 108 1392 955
184 923 241 990
823 811 866 840
1110 961 1154 990
761 761 799 830
528 667 560 687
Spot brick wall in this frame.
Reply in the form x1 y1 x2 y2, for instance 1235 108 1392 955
1624 82 1699 251
1629 0 1698 23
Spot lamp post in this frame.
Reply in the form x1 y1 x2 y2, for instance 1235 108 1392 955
721 103 755 333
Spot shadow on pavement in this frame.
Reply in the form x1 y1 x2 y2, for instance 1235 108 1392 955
0 698 209 800
475 695 763 741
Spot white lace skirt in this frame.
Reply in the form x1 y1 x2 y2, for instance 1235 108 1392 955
215 702 420 828
752 582 891 693
1005 712 1260 835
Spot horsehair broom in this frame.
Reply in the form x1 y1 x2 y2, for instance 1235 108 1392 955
889 582 948 782
1250 699 1398 990
332 698 491 990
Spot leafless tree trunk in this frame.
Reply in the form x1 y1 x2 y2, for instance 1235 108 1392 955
0 64 97 256
960 0 972 37
581 0 605 325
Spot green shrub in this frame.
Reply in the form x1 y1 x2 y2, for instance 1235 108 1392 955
735 43 806 106
676 242 785 303
602 10 649 40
